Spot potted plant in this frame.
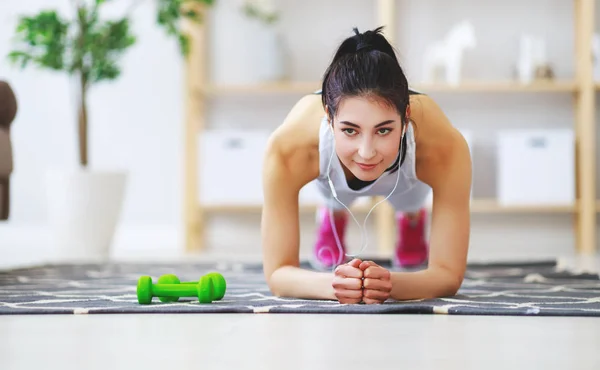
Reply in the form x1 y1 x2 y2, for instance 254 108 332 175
7 0 214 261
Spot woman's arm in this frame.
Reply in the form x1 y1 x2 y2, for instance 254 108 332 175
389 97 472 301
261 141 336 300
261 96 337 301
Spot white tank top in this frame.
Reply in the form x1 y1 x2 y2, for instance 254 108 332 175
312 115 420 203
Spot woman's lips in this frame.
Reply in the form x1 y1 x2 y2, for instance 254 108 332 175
356 162 378 171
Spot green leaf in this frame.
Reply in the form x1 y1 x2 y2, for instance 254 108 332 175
179 33 190 56
87 18 136 83
7 51 33 68
7 10 70 71
155 0 215 56
183 9 202 22
192 0 216 6
242 3 279 25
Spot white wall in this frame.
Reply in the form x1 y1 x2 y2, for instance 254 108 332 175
0 0 598 264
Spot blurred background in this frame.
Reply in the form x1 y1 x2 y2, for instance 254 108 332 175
1 0 599 267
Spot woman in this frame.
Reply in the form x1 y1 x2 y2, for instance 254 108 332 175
261 27 472 304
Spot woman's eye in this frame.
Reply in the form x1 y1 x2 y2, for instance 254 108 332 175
378 128 392 135
342 128 357 135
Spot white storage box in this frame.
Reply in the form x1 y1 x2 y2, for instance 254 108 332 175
497 129 575 205
199 129 270 205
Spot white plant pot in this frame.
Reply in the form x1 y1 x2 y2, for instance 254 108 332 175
46 169 127 261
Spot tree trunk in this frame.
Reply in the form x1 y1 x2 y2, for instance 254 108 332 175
78 72 88 168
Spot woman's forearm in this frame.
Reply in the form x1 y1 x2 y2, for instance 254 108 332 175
268 265 336 300
390 267 462 301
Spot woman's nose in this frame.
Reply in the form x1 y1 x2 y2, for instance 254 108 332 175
358 141 376 160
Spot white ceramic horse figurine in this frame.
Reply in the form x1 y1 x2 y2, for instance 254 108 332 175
422 20 477 86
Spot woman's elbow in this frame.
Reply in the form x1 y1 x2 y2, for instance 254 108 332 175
264 266 285 297
266 276 281 297
443 271 464 296
434 266 464 297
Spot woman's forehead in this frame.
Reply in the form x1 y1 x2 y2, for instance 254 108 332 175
336 97 400 124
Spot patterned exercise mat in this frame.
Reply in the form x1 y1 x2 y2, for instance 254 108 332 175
0 259 599 316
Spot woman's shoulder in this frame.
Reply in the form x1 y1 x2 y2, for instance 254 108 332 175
411 93 471 178
411 93 464 147
268 93 324 154
264 93 324 182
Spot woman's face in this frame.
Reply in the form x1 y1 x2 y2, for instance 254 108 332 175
329 96 405 182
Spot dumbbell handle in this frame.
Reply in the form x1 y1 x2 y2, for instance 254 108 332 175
152 283 198 297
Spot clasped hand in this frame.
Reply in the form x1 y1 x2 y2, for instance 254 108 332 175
332 258 392 304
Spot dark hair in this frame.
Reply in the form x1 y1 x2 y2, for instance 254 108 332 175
321 26 410 173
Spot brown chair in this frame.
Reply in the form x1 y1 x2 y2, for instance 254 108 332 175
0 81 17 220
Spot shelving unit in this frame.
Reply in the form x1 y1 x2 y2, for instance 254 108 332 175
201 80 578 96
200 199 579 214
183 0 597 254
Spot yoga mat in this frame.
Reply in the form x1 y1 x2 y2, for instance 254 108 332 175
0 259 599 316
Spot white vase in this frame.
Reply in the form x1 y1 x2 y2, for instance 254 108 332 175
46 169 127 262
257 29 288 82
210 0 287 85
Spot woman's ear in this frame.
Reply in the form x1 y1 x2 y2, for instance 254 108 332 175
405 105 411 123
325 105 334 132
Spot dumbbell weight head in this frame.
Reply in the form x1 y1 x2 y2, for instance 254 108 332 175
197 275 214 303
137 276 153 305
157 274 180 303
204 272 226 300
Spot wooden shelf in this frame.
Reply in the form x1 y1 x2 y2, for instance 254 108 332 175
414 80 578 93
469 199 576 213
200 198 578 214
200 80 578 96
201 81 320 96
201 202 373 214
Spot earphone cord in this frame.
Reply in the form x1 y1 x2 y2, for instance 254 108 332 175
317 123 418 271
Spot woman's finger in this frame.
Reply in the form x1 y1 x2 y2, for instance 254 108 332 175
362 297 384 305
363 277 392 292
332 276 363 290
348 258 362 268
358 261 372 270
338 297 363 304
335 289 363 300
359 260 382 270
364 266 391 280
363 288 390 302
335 265 363 279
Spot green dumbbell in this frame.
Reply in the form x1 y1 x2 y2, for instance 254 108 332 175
137 274 216 305
156 272 226 302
